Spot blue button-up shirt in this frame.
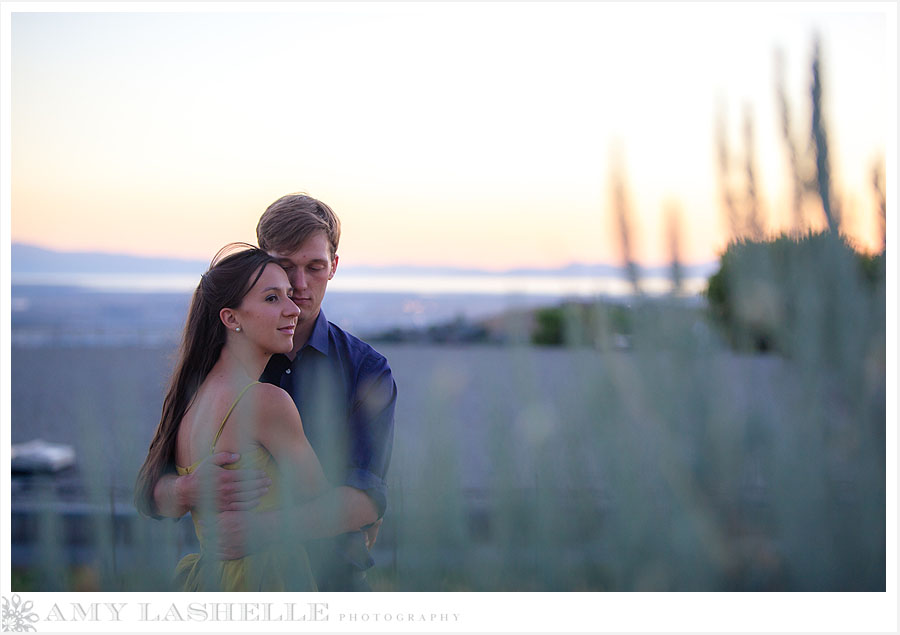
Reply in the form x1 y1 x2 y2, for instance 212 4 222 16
259 310 396 587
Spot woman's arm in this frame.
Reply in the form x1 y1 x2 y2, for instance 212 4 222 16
250 384 330 501
152 472 191 518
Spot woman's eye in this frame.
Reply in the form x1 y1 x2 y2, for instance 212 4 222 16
266 295 277 302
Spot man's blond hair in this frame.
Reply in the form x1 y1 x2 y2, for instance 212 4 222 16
256 193 341 259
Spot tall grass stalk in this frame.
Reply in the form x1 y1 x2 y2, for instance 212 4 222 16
774 48 807 234
811 37 839 233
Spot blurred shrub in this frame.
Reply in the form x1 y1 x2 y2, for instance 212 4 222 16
532 302 634 348
532 306 566 346
705 231 884 355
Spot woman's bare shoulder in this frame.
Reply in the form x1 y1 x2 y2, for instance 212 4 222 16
238 383 301 427
232 383 305 451
246 382 295 410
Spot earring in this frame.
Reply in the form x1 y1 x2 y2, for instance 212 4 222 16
235 327 242 332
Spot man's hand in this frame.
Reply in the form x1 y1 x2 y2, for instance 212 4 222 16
364 518 383 550
174 452 272 512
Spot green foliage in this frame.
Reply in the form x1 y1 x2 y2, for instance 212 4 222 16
858 249 887 286
531 301 634 348
532 306 566 346
704 231 884 355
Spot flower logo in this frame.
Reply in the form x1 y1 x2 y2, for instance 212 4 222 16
2 595 39 632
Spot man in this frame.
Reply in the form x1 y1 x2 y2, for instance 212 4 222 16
151 193 396 591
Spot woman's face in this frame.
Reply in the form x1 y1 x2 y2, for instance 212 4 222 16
231 263 300 354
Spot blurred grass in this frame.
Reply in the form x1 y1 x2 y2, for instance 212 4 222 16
10 240 886 590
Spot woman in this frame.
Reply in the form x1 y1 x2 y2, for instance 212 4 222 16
135 243 329 591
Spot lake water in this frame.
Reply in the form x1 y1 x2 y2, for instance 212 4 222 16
10 271 709 347
12 271 709 295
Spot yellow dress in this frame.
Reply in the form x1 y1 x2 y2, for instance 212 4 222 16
174 381 317 591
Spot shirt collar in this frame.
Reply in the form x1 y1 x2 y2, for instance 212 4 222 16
303 309 330 356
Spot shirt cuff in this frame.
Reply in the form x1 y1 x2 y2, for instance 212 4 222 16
344 468 388 518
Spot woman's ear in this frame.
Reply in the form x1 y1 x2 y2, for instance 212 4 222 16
220 308 241 331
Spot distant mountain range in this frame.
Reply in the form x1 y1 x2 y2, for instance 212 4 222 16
10 242 719 279
11 243 211 275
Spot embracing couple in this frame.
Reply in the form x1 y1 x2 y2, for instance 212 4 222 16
134 194 396 592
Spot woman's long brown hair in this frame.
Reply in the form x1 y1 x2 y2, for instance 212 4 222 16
134 244 279 518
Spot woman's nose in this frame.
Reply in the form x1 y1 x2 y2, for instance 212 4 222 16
285 300 300 317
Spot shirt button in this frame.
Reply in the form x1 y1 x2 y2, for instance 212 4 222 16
285 369 291 374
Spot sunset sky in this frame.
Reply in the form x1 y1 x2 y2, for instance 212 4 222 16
4 2 893 271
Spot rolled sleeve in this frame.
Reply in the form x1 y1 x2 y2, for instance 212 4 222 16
344 467 388 519
346 355 396 519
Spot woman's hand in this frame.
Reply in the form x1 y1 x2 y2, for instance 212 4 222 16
177 452 271 512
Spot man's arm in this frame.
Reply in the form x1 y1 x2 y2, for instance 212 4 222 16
202 485 378 560
296 485 379 538
205 350 395 559
343 356 396 519
151 452 272 518
152 472 191 518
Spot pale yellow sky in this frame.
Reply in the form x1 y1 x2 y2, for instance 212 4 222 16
7 3 892 270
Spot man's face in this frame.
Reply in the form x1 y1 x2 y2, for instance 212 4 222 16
270 231 337 328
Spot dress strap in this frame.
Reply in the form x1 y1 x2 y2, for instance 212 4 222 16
211 381 260 452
